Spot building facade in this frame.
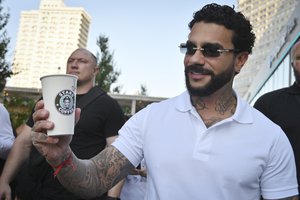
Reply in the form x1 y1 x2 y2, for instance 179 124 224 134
234 0 299 99
2 86 166 116
244 1 300 105
7 0 91 89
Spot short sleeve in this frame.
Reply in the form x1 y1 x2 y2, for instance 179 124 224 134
260 131 298 199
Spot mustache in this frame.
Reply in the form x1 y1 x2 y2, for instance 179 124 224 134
185 64 214 75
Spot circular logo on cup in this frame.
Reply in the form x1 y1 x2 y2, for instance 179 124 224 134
55 90 75 115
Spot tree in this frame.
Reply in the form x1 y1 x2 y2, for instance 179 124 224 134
139 84 148 96
4 95 35 129
95 34 121 93
0 0 12 91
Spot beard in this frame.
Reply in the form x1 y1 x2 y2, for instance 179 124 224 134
293 68 300 85
185 64 234 97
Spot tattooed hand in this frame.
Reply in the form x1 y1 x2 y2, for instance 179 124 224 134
31 100 79 166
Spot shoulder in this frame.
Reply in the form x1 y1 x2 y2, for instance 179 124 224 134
257 87 288 101
254 87 289 110
90 92 124 118
140 95 177 111
251 107 279 127
85 87 120 107
236 97 282 132
0 103 9 115
100 93 122 109
132 93 182 121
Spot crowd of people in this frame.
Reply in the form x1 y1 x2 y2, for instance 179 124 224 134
0 3 299 200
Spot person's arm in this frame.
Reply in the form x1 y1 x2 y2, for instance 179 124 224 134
105 136 125 199
31 100 134 198
34 140 133 199
16 123 29 136
106 181 124 200
0 105 15 159
0 125 32 199
64 147 132 198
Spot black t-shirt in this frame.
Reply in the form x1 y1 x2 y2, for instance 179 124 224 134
254 82 300 189
17 87 125 200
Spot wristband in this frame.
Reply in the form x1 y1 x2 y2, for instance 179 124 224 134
52 153 76 177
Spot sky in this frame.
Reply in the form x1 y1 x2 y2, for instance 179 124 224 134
3 0 237 98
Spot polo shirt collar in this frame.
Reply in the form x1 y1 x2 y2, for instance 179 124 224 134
175 90 253 124
233 92 253 124
175 91 193 113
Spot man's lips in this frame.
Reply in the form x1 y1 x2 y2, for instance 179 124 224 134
189 71 209 80
185 65 213 79
69 71 79 76
189 69 209 75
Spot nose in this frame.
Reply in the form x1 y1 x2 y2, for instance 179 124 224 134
187 48 205 65
69 60 78 68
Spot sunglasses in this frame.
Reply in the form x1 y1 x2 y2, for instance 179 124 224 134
179 42 238 58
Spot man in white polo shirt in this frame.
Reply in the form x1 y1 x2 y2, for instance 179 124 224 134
30 3 298 200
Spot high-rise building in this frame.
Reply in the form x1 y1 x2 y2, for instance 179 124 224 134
244 2 300 105
7 0 91 89
234 0 298 99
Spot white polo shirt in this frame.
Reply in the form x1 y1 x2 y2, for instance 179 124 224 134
113 91 298 200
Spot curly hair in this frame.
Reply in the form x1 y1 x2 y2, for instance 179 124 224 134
189 3 256 54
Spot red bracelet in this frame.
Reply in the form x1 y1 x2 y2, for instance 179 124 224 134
52 153 76 177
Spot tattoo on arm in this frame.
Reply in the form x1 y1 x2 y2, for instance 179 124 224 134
57 146 134 198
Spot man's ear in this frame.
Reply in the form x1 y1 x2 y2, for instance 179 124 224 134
94 67 100 75
234 52 248 74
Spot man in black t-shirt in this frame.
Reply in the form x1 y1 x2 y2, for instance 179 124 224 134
0 48 125 200
254 40 300 192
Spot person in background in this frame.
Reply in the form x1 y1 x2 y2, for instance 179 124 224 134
120 159 147 200
254 40 300 192
0 79 15 174
30 4 298 200
0 48 125 200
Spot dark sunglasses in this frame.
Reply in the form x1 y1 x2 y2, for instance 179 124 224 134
179 42 238 57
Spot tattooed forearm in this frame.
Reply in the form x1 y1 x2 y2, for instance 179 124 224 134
57 146 134 198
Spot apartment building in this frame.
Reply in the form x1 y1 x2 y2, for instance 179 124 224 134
234 0 299 99
245 1 300 104
7 0 91 89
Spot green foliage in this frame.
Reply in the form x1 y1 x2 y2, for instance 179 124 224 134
3 96 35 129
0 0 12 91
95 34 121 93
139 84 148 96
122 105 131 117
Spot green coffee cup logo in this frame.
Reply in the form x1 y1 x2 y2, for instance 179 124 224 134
55 89 75 115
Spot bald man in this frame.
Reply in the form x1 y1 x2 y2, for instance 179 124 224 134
0 48 125 200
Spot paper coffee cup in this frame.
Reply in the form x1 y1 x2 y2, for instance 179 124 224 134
40 74 77 136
